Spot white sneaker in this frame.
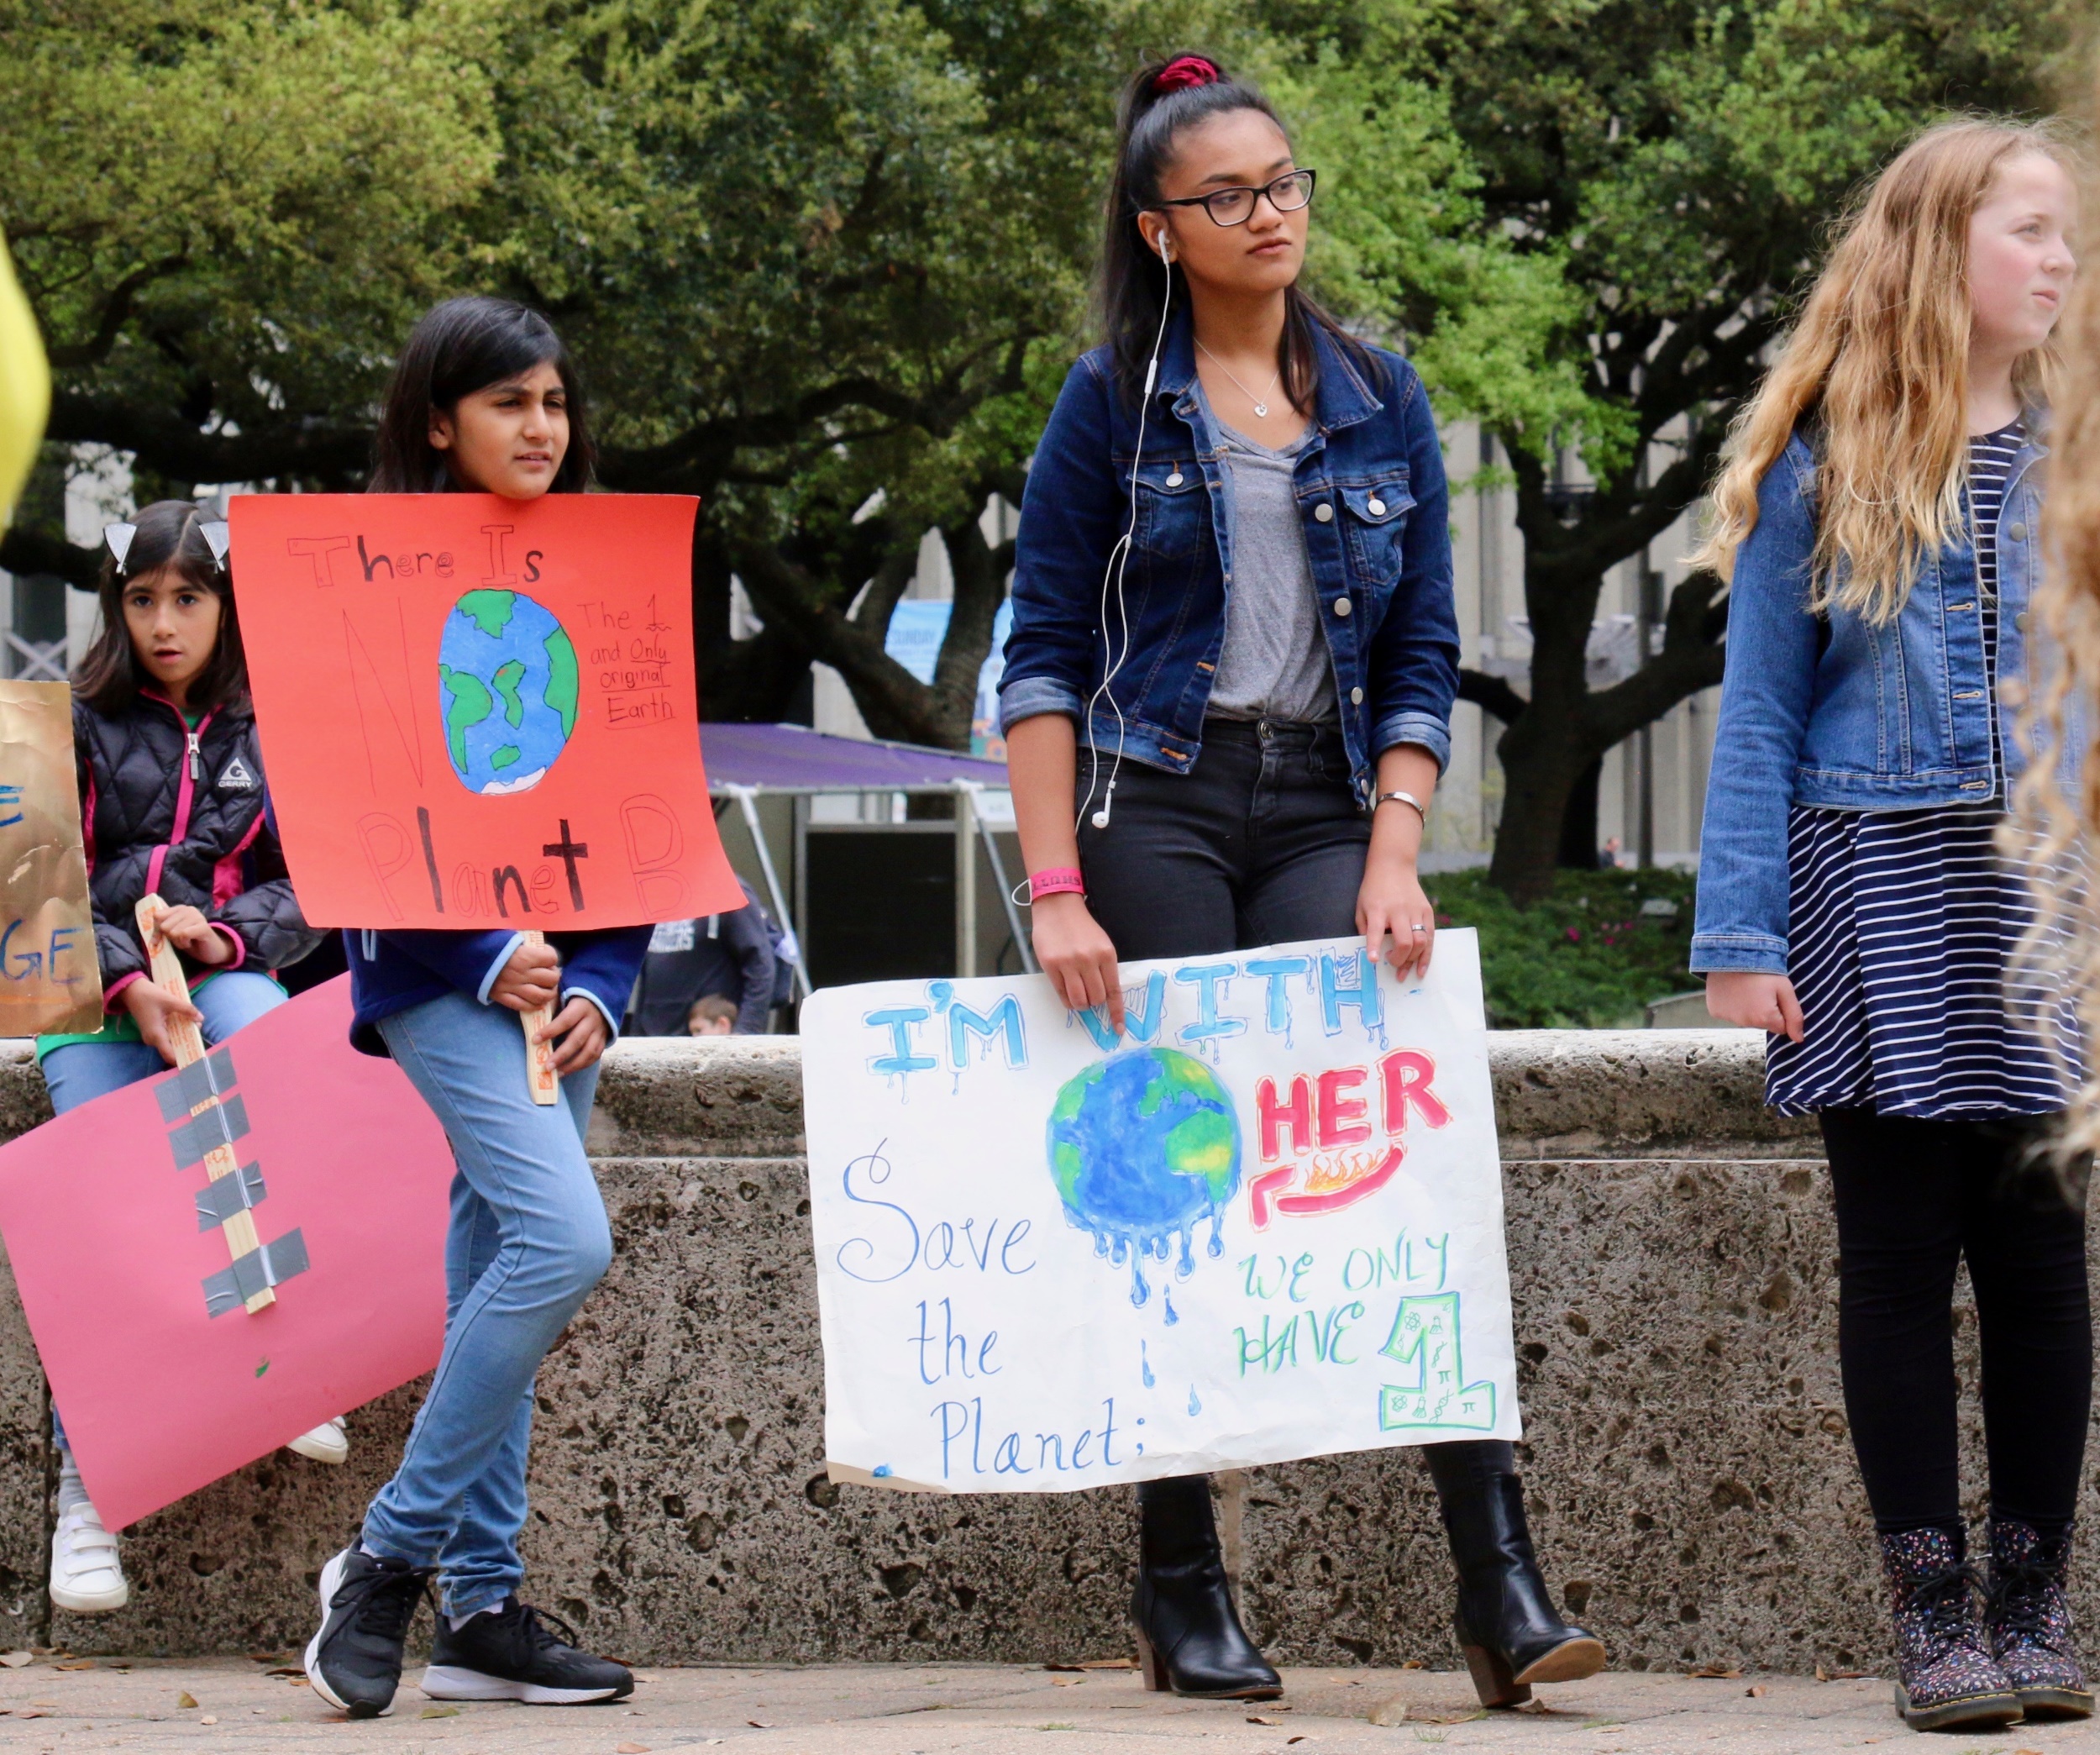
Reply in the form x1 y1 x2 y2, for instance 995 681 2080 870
50 1504 127 1614
286 1416 349 1465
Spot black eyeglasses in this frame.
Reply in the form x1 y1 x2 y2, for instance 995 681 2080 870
1158 169 1317 228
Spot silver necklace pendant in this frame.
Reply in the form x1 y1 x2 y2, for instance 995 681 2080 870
1198 339 1280 424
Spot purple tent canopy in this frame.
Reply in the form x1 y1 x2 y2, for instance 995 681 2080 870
698 722 1032 987
699 721 1007 793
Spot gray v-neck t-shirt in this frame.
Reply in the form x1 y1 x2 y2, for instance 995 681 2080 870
1199 388 1339 725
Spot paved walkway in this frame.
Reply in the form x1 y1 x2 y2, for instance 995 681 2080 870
0 1656 2092 1752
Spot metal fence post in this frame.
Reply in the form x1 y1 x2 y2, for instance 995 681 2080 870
953 782 977 979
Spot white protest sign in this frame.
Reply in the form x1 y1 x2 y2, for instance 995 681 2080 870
801 930 1520 1493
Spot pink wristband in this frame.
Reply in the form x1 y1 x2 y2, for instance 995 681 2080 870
1028 867 1086 902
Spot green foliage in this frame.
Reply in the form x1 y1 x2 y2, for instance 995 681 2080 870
1 0 1530 744
1272 6 1628 467
0 0 502 482
0 0 2072 782
1424 866 1701 1029
1266 0 2071 487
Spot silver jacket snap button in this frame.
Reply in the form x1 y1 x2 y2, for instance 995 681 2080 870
1167 470 1184 487
1368 497 1386 516
1333 597 1352 617
1314 502 1334 523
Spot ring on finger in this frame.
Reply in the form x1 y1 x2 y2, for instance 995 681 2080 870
1410 922 1428 934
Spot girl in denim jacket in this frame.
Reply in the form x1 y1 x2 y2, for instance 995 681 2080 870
302 298 647 1719
1692 122 2084 1733
1001 55 1602 1710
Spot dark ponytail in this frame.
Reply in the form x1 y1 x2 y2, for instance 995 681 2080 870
1102 54 1383 408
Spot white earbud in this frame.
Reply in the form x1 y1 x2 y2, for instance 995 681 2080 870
1156 229 1173 263
1091 782 1116 831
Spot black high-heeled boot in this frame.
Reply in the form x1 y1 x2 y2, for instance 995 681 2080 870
1131 1474 1282 1700
1423 1441 1606 1707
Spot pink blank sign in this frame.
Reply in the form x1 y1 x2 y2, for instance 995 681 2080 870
0 976 451 1529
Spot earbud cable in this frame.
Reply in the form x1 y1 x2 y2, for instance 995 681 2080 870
1076 236 1176 836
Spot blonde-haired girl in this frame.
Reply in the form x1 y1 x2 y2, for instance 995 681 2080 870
1692 119 2085 1734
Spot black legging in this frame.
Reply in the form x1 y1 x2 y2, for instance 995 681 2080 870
1820 1107 2092 1533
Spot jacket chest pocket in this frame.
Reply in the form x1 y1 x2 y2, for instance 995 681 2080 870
1132 459 1207 560
1339 481 1414 590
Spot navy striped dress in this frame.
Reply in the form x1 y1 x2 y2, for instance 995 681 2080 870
1766 423 2080 1118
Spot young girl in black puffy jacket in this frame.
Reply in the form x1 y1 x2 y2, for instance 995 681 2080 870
36 498 339 1618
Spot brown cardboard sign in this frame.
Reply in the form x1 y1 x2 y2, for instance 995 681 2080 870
0 682 101 1034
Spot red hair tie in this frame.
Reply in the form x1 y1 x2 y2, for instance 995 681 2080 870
1153 55 1221 94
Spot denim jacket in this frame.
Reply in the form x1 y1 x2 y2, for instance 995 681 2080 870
1691 425 2061 975
999 311 1460 802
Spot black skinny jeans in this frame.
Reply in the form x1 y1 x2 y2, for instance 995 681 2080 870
1079 717 1370 955
1077 718 1515 1517
1820 1107 2091 1533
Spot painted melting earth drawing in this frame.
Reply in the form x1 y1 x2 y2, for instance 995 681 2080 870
1047 1046 1242 1308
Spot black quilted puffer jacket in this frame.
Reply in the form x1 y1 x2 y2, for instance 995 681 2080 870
76 690 323 1000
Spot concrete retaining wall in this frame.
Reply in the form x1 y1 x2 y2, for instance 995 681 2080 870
0 1032 2068 1675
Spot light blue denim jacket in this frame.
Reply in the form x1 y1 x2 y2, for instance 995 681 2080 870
1690 424 2061 975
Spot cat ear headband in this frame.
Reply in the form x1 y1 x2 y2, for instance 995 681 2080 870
102 518 230 578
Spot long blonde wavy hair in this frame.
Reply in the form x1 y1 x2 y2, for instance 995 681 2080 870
2011 76 2100 1164
1693 118 2071 617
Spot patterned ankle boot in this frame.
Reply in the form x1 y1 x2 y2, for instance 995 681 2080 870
1879 1526 2022 1731
1987 1519 2094 1721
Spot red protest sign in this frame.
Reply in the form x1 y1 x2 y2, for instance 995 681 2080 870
230 493 742 929
0 978 452 1530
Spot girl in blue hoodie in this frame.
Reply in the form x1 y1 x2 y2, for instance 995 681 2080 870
303 298 649 1720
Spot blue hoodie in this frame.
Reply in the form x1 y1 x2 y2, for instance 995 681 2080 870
345 925 651 1057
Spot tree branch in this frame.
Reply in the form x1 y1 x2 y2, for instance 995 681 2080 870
1522 425 1728 591
927 511 1005 749
1584 570 1729 743
599 376 950 494
45 255 188 369
1457 667 1526 724
728 538 943 744
853 547 919 649
0 526 100 588
45 391 372 486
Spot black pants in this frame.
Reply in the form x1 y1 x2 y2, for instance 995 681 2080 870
1079 719 1515 1512
1821 1107 2092 1533
1079 717 1371 957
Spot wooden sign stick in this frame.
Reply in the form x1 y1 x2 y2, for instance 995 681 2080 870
135 895 274 1313
520 928 559 1106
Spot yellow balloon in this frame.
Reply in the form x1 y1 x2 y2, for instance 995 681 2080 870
0 232 50 528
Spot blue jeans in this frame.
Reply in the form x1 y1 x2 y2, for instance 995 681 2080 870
361 990 610 1615
41 970 289 1113
42 970 289 1451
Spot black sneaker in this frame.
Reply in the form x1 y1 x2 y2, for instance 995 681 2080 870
422 1596 633 1705
303 1545 434 1719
